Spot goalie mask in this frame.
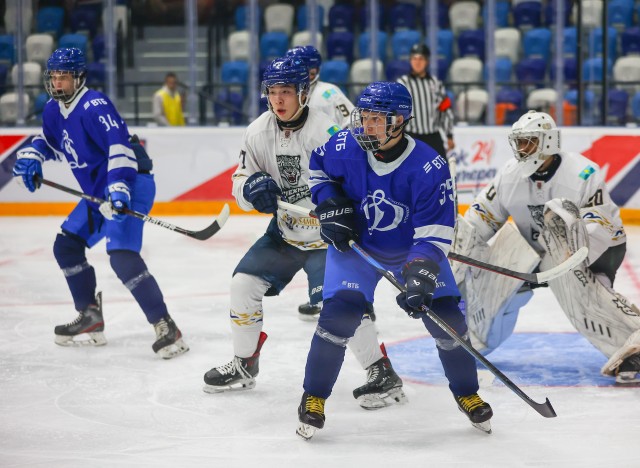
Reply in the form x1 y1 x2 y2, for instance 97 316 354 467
350 81 413 152
44 47 87 104
508 110 561 178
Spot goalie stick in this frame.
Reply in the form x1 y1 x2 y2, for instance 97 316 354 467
276 200 588 284
37 177 230 241
349 240 557 419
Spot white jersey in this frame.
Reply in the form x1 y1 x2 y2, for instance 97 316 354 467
232 107 341 250
308 80 354 128
465 151 626 257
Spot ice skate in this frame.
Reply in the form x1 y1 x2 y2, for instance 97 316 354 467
616 353 640 386
152 315 189 359
54 292 107 346
296 392 325 440
298 301 321 322
455 393 493 434
353 356 407 410
203 332 267 393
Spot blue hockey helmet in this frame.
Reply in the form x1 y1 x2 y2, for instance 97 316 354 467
261 57 310 117
44 48 87 102
286 45 322 84
350 81 413 151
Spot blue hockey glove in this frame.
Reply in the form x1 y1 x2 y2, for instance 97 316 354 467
315 196 357 252
396 259 440 318
243 172 282 214
13 156 43 192
99 181 131 222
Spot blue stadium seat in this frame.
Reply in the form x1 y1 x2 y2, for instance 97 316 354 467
70 7 100 38
513 1 542 30
516 57 547 85
358 31 387 61
221 60 250 87
423 2 450 29
607 89 629 124
563 27 577 58
359 4 386 31
496 88 524 124
385 59 410 81
582 57 613 81
588 27 618 61
565 89 596 117
391 30 422 60
234 5 261 31
608 0 634 31
482 1 510 28
297 5 324 31
321 60 350 89
92 34 105 62
550 57 578 83
0 63 8 94
259 32 289 60
36 6 65 39
328 4 355 32
631 92 640 121
326 32 354 63
621 27 640 56
437 58 450 82
457 30 485 61
484 57 513 85
389 3 418 32
215 90 244 125
86 62 106 86
0 35 15 67
523 28 552 61
437 29 455 66
544 0 571 27
58 34 88 56
33 92 49 119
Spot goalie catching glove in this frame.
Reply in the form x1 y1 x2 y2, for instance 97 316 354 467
315 196 358 252
99 181 130 222
396 259 440 318
243 172 282 214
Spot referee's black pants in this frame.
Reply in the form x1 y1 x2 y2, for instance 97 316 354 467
408 132 447 158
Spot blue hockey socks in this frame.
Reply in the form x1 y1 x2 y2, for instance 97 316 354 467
53 232 97 311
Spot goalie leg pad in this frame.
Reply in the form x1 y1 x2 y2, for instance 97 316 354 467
229 273 271 358
457 222 540 353
601 329 640 379
451 215 490 285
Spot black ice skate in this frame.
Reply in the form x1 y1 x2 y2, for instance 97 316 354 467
455 393 493 434
203 331 267 393
353 348 407 410
296 392 326 440
616 353 640 386
152 315 189 359
54 292 107 347
298 301 321 321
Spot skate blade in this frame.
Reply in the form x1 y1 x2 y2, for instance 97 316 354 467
357 387 408 410
471 420 492 434
55 332 107 347
202 379 256 394
615 372 640 386
155 339 189 359
296 423 318 440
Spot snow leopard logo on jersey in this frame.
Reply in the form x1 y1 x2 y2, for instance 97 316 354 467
363 189 408 233
528 204 545 229
61 129 87 169
276 154 310 204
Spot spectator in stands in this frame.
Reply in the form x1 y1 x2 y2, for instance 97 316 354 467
397 43 455 158
152 72 185 126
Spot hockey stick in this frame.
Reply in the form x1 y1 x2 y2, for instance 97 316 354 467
37 177 230 241
276 200 588 284
348 240 557 419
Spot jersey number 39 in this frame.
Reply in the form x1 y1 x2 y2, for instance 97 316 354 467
439 178 455 205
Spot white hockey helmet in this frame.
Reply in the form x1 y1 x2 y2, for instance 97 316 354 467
508 110 561 178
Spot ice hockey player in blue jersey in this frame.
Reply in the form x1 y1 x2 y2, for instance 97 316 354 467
12 48 188 359
296 82 492 440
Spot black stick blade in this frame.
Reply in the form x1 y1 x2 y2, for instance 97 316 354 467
190 204 230 240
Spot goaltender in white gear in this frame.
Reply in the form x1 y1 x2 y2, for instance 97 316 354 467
454 110 640 385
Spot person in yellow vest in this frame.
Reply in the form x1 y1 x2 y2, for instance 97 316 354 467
152 72 186 126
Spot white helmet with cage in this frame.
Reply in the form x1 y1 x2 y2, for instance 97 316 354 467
508 110 561 178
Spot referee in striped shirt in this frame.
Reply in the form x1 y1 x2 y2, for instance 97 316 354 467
397 43 455 158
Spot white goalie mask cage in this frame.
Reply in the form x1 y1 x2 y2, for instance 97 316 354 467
508 110 561 178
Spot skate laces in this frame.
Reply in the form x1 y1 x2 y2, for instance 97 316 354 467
304 395 325 414
153 318 170 338
457 393 486 412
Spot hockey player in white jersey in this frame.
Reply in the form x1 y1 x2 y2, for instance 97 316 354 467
454 110 640 385
202 57 406 408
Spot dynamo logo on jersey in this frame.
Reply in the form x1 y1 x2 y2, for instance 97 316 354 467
363 189 407 233
62 130 87 169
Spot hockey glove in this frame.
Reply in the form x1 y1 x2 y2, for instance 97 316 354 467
396 259 440 318
243 172 282 214
99 181 131 222
13 155 43 192
315 196 357 252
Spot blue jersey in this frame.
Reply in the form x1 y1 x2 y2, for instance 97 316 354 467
25 88 138 200
309 130 458 297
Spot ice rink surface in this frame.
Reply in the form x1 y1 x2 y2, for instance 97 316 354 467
1 214 639 468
